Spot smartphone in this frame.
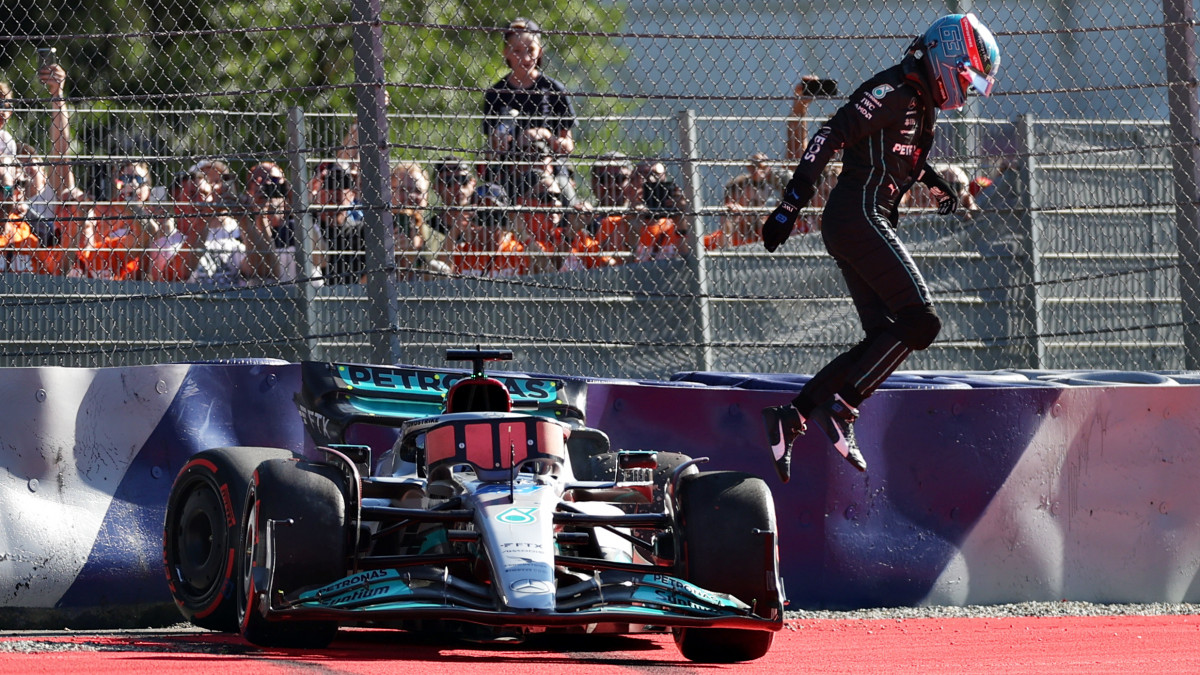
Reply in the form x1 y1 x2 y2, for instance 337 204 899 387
37 47 57 69
802 78 838 97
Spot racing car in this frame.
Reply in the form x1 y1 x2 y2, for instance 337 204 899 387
163 348 783 663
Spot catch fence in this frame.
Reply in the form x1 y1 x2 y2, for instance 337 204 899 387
0 1 1197 378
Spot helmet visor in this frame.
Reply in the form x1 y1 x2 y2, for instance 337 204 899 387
957 59 995 97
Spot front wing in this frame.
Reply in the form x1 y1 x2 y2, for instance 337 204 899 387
251 567 782 631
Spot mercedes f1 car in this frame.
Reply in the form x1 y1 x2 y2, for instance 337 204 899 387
163 349 783 662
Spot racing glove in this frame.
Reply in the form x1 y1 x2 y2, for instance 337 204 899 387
763 180 815 252
921 168 959 216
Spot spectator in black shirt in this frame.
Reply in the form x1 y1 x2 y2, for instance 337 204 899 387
483 17 578 204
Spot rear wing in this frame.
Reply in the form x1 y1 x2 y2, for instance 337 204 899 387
295 361 587 447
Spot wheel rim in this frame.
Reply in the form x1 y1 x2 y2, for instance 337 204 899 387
171 478 228 601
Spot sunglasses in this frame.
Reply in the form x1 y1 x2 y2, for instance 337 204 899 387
116 173 147 186
440 173 473 186
593 172 630 184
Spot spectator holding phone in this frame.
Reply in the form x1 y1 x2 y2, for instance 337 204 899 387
632 160 690 263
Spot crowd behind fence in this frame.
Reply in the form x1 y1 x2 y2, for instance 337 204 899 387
1 1 1199 379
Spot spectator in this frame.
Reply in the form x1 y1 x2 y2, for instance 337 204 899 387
146 170 275 285
512 149 565 247
390 161 450 279
0 155 39 273
449 202 545 278
483 17 578 204
33 186 93 276
315 164 364 284
706 79 840 249
0 81 17 157
188 158 236 204
429 156 476 235
585 152 636 260
17 145 54 224
629 159 665 212
474 181 511 231
89 160 161 280
242 161 318 284
27 62 95 277
13 63 75 247
707 152 789 250
633 160 690 262
560 188 616 272
513 179 565 274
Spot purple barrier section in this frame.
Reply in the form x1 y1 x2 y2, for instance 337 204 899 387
587 379 1200 609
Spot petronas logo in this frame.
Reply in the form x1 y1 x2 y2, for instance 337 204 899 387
496 507 538 524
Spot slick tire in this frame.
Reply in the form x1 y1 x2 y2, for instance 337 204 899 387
673 471 780 663
163 446 295 632
237 458 346 648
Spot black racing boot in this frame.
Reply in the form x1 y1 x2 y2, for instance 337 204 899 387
761 404 806 482
807 394 867 472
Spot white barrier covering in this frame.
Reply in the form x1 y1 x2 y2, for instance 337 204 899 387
0 366 187 606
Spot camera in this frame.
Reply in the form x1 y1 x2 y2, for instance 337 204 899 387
643 176 677 213
260 178 289 199
37 47 57 70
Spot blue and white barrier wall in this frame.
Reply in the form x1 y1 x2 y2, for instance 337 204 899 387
1 362 1198 626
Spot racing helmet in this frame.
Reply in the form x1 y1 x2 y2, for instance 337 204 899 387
917 13 1000 111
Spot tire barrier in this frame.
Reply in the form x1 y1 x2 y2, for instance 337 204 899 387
1 363 1198 626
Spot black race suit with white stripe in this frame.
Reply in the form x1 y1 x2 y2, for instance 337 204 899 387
788 57 945 417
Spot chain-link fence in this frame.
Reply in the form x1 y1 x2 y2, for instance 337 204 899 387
2 1 1198 378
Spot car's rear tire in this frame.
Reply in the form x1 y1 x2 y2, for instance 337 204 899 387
237 458 346 648
163 447 294 632
673 471 780 663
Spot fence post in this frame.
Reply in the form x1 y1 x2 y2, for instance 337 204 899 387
350 0 400 365
1016 114 1045 368
1163 0 1200 368
286 106 319 361
676 109 714 372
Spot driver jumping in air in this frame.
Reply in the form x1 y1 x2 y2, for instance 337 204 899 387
761 14 1001 481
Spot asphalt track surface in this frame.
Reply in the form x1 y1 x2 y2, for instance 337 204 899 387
2 614 1198 674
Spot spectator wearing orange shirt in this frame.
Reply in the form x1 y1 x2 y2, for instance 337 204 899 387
28 63 98 277
90 161 161 280
0 156 39 273
581 152 635 263
560 216 614 272
633 161 689 263
449 205 546 278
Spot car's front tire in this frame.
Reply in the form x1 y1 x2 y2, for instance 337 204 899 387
673 470 780 663
237 458 347 648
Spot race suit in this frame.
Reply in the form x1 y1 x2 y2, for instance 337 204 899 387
788 56 946 416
